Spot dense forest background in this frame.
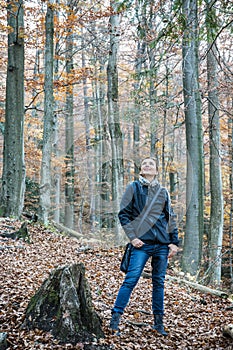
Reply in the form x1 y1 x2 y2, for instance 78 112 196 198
0 0 233 286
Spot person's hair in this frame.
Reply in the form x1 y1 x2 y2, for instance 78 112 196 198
140 157 158 172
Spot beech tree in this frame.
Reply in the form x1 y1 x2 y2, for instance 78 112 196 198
181 0 203 275
0 0 25 218
53 1 62 224
64 1 75 229
92 54 109 229
132 2 146 176
229 100 233 284
206 0 223 285
107 1 123 242
39 0 55 223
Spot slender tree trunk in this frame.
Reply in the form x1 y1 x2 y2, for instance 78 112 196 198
31 48 42 118
53 0 61 223
133 2 146 177
39 1 54 224
126 125 133 181
133 49 143 178
169 128 177 201
82 30 95 230
93 57 108 229
206 0 223 285
161 64 169 186
93 59 102 228
181 0 203 275
0 0 25 218
133 116 140 177
107 1 123 243
64 3 75 229
147 1 159 166
230 98 233 288
149 82 158 164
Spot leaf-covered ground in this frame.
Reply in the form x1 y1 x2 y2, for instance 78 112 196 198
0 219 232 349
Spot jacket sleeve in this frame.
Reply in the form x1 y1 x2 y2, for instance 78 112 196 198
165 191 179 246
118 183 137 241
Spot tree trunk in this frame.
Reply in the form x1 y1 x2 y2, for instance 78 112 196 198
146 2 159 168
161 63 169 186
206 0 223 285
181 0 203 275
39 1 54 224
0 332 7 350
107 1 123 242
229 98 233 288
53 0 61 224
82 30 95 231
133 3 146 177
22 263 105 345
64 2 75 229
93 56 109 229
93 60 103 228
169 171 176 201
0 0 25 218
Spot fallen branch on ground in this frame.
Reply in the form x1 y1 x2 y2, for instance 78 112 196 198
51 221 83 239
0 245 26 250
142 272 228 298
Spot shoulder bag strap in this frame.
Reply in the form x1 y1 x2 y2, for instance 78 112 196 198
136 186 162 234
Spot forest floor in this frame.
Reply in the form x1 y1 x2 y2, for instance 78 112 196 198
0 218 233 350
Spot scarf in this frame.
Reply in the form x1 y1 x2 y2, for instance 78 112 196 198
139 175 158 187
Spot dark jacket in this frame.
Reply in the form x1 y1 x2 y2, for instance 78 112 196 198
118 179 179 246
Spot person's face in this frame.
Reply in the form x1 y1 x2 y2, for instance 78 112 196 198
140 158 157 177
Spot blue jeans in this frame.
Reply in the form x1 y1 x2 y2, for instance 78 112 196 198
113 243 169 315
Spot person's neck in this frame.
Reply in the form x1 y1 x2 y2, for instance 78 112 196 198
143 175 155 183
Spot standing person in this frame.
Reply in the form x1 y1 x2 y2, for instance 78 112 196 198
109 157 179 336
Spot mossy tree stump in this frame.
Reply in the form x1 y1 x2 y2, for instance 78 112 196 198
223 324 233 339
22 263 104 345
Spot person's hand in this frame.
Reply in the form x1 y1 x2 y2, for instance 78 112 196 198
168 243 178 258
131 238 144 248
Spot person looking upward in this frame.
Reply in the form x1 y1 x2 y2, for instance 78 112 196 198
109 157 179 336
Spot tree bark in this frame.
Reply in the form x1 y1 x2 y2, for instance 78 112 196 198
53 1 61 224
39 1 55 224
0 332 8 350
229 98 233 288
64 1 75 229
223 324 233 339
206 0 223 286
22 263 105 345
93 55 109 229
161 63 169 186
82 28 96 231
181 0 203 275
0 0 25 218
133 3 146 177
107 1 124 243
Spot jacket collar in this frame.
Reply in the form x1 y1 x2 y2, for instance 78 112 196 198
139 175 158 187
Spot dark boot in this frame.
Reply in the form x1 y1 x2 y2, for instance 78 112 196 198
109 312 121 335
153 314 168 336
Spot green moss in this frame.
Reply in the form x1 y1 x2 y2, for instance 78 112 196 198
26 285 59 317
26 293 41 315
